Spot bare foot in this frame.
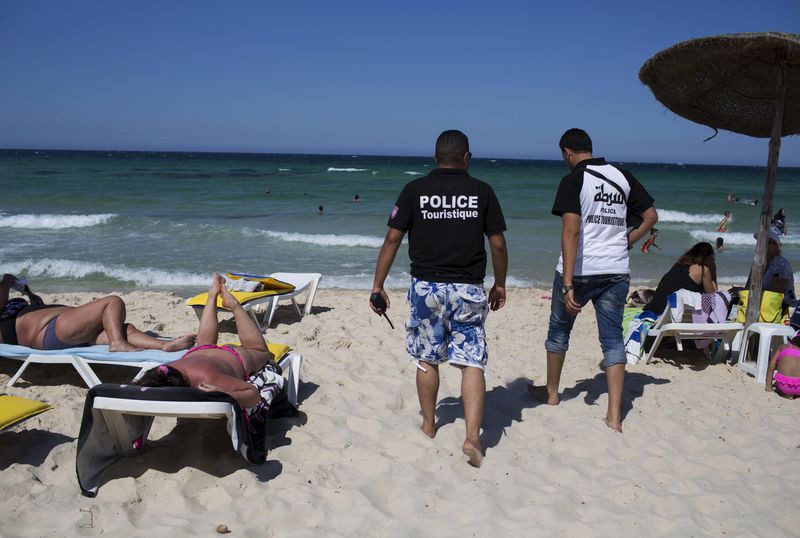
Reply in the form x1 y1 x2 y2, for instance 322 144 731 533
604 417 623 433
210 272 224 296
109 341 144 352
219 283 240 311
420 421 436 439
528 384 559 405
462 440 483 468
161 334 196 352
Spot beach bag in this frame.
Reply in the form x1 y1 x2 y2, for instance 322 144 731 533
736 290 786 324
789 304 800 330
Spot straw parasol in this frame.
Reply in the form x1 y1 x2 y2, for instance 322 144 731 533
639 32 800 326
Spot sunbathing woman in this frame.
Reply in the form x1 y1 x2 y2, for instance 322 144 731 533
136 274 274 408
765 335 800 399
0 273 195 352
642 242 718 315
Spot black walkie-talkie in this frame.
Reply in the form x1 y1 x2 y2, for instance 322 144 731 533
370 292 395 329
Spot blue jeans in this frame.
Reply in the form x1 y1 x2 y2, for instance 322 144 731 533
545 272 630 367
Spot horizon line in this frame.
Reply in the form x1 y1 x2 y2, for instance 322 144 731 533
0 146 796 170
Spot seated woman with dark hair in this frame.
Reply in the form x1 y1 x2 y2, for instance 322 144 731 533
135 274 274 408
0 273 194 352
643 242 718 315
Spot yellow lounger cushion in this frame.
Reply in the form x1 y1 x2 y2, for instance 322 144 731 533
266 342 292 361
0 394 52 431
228 341 292 362
186 274 295 309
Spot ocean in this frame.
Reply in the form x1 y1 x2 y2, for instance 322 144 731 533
1 149 798 295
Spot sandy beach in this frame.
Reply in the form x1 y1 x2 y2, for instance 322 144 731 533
1 287 799 536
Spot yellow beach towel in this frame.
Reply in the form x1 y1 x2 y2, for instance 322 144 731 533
186 274 295 309
0 394 52 431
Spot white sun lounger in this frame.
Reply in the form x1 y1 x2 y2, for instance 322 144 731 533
644 305 743 364
0 344 301 406
191 272 322 331
77 356 302 497
0 343 182 388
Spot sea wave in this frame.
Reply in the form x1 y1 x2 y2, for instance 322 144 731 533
710 273 799 285
0 213 116 229
2 258 209 287
262 230 385 248
318 272 531 289
658 209 727 224
327 167 370 172
405 171 423 175
690 230 799 246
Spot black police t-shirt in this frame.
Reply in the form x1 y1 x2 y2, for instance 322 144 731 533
387 168 506 284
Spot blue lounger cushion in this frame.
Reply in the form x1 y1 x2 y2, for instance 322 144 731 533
0 344 182 363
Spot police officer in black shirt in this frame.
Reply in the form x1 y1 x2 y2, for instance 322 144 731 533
370 130 508 467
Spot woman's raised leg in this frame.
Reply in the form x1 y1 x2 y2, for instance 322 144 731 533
195 274 224 346
220 284 272 370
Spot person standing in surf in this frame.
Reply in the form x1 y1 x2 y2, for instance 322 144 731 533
641 228 660 253
531 128 657 433
716 211 730 233
369 129 508 467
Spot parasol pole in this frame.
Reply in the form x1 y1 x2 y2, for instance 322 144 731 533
744 47 788 327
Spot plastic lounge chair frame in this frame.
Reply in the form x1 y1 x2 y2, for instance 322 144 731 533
0 345 168 388
644 305 744 364
89 352 301 458
192 272 321 331
1 345 301 406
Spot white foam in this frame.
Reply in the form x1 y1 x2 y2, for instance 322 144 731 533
0 213 116 229
278 168 291 171
262 230 386 248
658 209 727 224
718 275 748 286
404 171 423 175
318 272 531 289
327 167 369 172
320 272 410 290
690 230 800 246
503 275 534 288
2 258 209 287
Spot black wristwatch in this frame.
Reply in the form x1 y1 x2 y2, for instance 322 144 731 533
561 284 574 295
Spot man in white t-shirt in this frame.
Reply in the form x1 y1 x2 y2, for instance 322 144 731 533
530 128 658 432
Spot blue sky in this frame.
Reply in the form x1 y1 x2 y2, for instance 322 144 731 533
1 1 799 165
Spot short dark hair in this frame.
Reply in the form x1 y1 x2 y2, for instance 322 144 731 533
435 130 470 165
559 128 592 153
134 364 190 388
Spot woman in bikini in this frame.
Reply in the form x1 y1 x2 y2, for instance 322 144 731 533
135 274 274 408
0 273 194 352
765 335 800 399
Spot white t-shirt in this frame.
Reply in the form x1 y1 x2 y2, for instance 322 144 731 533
552 158 654 276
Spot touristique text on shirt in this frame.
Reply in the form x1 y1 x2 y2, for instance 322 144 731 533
419 195 479 220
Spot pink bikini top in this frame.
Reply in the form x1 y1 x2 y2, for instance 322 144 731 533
775 344 800 367
182 344 248 380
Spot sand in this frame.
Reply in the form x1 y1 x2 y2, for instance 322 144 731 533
1 287 799 536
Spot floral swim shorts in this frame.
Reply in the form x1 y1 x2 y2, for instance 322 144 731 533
405 278 489 369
